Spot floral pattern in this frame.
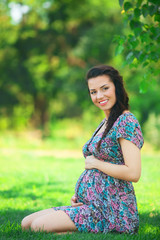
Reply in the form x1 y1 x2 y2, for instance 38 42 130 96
53 112 144 234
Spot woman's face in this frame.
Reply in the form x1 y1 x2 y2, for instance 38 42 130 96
88 75 116 119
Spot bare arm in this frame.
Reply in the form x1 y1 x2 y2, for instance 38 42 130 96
85 138 141 182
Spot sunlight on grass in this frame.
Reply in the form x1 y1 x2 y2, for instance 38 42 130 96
0 139 160 239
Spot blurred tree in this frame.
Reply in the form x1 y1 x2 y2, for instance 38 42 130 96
124 68 160 125
115 0 160 93
0 2 19 108
0 0 159 144
0 0 123 132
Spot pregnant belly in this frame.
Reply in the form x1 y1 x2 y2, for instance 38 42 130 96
75 169 107 204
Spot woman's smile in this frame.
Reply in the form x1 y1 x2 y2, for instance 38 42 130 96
99 99 109 106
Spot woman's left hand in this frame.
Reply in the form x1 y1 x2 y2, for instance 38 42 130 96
85 155 98 169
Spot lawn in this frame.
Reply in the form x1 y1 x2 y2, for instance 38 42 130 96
0 142 160 239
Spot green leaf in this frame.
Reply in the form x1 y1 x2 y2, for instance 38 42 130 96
130 20 142 30
112 35 121 43
134 8 141 18
143 24 149 30
126 51 135 64
127 13 134 21
124 2 132 11
129 20 142 36
134 27 142 36
122 60 128 67
140 32 150 44
134 50 141 59
139 52 148 63
128 35 139 48
130 58 138 68
154 13 160 22
139 79 149 93
119 0 124 7
148 4 158 16
149 0 159 4
142 4 148 17
134 28 142 37
142 61 149 67
137 0 143 8
128 34 135 40
112 35 126 43
145 44 151 52
150 27 160 40
149 52 159 62
126 51 133 59
115 44 124 56
154 68 160 76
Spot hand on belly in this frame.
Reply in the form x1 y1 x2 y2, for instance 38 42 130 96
71 194 84 207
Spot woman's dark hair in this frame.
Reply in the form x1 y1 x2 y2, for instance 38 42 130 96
86 65 129 150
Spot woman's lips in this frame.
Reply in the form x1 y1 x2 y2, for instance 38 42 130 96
99 100 108 106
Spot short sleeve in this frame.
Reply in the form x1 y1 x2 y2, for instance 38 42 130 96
116 113 144 149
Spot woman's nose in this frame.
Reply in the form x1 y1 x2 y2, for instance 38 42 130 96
97 90 104 99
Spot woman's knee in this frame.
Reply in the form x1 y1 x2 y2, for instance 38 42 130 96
21 216 32 230
31 218 46 232
21 209 55 231
30 210 77 233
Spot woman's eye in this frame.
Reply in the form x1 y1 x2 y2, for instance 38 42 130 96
103 87 109 91
90 91 96 95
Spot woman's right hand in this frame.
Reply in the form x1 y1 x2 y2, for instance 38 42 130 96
71 194 83 207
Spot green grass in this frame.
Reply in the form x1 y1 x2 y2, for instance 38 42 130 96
0 144 160 239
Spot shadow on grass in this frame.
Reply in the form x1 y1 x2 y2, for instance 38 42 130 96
139 212 160 228
1 181 72 201
0 209 159 240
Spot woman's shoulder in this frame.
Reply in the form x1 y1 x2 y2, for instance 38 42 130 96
114 111 140 127
114 111 144 149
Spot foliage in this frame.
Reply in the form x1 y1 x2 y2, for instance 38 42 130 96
0 143 160 239
143 113 160 148
0 0 160 139
123 67 160 127
115 0 160 93
0 0 122 131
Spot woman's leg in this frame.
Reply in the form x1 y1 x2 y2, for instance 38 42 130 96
21 208 56 230
30 210 77 233
21 208 77 233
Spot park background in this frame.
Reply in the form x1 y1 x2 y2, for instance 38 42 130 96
0 0 160 239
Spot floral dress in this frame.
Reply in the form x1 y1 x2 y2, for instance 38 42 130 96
53 112 144 234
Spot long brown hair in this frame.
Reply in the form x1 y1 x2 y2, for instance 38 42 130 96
86 65 129 150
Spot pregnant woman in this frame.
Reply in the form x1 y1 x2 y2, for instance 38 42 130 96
21 65 144 234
